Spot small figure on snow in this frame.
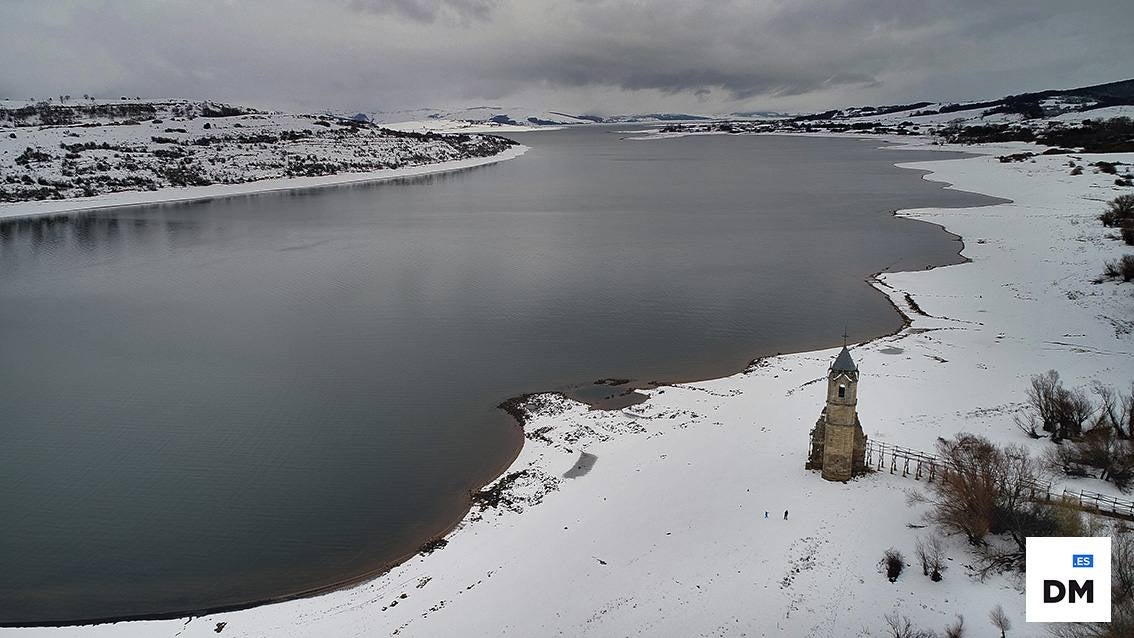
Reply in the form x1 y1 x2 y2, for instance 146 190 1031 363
764 511 768 519
784 510 789 520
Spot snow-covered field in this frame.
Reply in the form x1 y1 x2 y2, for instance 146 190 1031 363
0 100 521 218
4 139 1133 637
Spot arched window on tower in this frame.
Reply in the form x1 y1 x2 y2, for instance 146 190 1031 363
838 385 846 398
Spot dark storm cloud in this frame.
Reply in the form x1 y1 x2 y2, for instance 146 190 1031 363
0 0 1131 113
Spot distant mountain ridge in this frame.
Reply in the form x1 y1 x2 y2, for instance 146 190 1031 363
655 78 1134 153
364 106 713 127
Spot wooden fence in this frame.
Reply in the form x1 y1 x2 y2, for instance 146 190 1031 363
861 440 1134 519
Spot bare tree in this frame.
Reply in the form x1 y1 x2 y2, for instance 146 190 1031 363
1028 371 1063 434
1094 382 1134 439
1024 371 1094 441
1046 421 1134 491
989 604 1010 638
928 434 1000 544
923 434 1075 577
915 534 947 581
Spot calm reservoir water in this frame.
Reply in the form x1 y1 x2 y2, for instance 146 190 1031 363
0 129 1002 624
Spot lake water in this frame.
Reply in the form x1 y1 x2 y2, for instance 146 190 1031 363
0 128 1002 624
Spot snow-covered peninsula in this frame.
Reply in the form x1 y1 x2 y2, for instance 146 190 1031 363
5 132 1131 636
0 100 524 220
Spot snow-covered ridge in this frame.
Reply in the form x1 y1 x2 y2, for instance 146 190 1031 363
655 78 1134 154
361 105 714 133
0 99 520 212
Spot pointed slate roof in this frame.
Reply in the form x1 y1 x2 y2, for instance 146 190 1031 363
830 346 857 373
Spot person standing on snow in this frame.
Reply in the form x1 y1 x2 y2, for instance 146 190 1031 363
784 510 789 520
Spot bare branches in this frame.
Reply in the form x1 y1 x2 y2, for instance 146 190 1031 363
883 612 939 638
915 534 947 581
1024 371 1094 441
989 604 1010 638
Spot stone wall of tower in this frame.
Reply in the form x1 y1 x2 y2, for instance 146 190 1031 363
806 417 826 470
852 422 867 475
821 421 856 481
825 374 858 406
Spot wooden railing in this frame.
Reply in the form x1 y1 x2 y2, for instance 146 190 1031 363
861 440 1134 519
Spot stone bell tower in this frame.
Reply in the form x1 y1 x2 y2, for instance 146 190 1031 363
806 342 867 481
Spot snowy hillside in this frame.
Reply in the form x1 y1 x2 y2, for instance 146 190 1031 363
0 99 518 206
658 78 1134 154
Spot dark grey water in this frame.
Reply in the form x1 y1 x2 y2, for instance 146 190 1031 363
0 128 1001 624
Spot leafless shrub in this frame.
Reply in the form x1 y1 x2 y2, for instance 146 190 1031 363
944 615 965 638
915 534 948 581
1102 255 1134 282
989 604 1011 637
1099 194 1134 227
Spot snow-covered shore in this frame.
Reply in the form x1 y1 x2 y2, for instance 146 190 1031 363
4 140 1133 637
0 144 528 221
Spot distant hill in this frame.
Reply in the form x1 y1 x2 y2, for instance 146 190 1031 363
367 106 712 127
656 78 1134 153
0 98 518 205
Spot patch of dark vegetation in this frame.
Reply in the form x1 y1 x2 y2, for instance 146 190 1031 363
593 378 631 386
14 146 51 166
882 548 905 582
418 537 449 555
940 123 1035 144
497 393 538 425
469 470 529 511
1099 194 1134 248
1102 255 1134 283
497 392 565 426
1096 160 1123 175
1038 117 1134 153
525 425 554 444
997 152 1035 163
904 293 929 317
201 104 250 118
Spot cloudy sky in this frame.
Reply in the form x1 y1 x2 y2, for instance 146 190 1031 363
2 0 1132 115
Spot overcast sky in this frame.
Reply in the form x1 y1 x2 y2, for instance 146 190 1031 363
2 0 1132 115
